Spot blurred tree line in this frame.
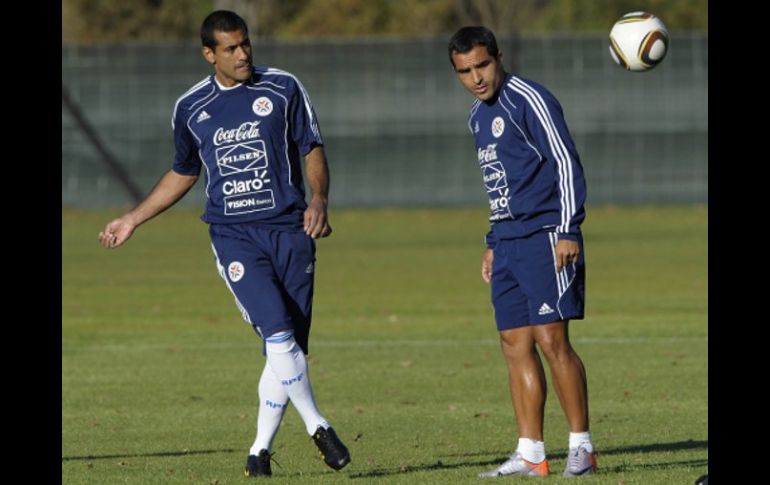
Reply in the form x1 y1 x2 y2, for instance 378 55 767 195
63 0 707 42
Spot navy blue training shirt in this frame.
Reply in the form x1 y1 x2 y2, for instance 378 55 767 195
172 66 323 228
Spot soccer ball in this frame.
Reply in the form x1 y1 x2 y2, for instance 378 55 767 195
609 12 669 72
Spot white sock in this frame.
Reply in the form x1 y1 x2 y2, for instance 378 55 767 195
250 361 288 455
569 431 593 452
517 437 546 463
265 331 329 435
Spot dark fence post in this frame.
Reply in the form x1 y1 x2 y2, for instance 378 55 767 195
62 83 144 204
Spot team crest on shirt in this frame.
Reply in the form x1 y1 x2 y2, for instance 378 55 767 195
491 116 505 138
252 97 273 117
228 261 245 282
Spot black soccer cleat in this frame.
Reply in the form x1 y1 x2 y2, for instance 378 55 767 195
244 449 272 477
312 426 351 470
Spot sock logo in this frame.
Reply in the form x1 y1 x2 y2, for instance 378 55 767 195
281 372 304 386
265 399 288 409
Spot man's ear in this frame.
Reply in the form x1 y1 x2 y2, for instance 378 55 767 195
202 46 216 65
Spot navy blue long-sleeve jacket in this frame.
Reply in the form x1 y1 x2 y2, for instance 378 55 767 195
468 74 586 247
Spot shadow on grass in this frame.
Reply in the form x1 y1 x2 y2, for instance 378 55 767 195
440 439 707 460
349 439 708 480
61 448 238 461
593 439 708 457
61 439 708 479
603 458 708 473
349 458 500 479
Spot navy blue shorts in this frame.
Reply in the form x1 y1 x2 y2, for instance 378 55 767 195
491 231 585 331
209 223 315 354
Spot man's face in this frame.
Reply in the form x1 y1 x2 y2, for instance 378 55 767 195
451 44 504 102
203 30 253 87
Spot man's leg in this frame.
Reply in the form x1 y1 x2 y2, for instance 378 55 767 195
505 231 596 475
480 325 551 477
251 360 289 455
533 321 588 432
264 330 327 434
266 230 328 434
210 225 329 435
244 361 287 476
264 330 350 470
533 320 596 476
209 224 336 473
267 230 350 471
499 326 546 441
480 239 551 477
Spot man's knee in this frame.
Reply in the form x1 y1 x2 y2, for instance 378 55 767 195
265 330 298 354
499 329 537 359
534 322 572 361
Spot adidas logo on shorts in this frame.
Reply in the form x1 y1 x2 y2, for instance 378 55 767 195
538 303 555 315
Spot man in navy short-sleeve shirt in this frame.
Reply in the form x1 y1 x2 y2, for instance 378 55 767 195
99 10 350 478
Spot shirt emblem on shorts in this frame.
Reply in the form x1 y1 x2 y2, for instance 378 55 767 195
305 262 314 274
492 116 505 138
252 97 273 117
228 261 245 282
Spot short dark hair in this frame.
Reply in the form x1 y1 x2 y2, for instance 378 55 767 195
201 10 249 48
448 26 499 68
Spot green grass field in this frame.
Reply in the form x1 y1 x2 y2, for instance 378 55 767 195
62 206 707 484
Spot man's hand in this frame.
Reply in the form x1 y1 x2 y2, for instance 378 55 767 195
96 170 198 249
303 197 332 239
555 238 579 272
481 248 494 283
98 216 138 249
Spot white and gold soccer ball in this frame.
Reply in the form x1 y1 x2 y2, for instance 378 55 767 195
609 12 669 72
